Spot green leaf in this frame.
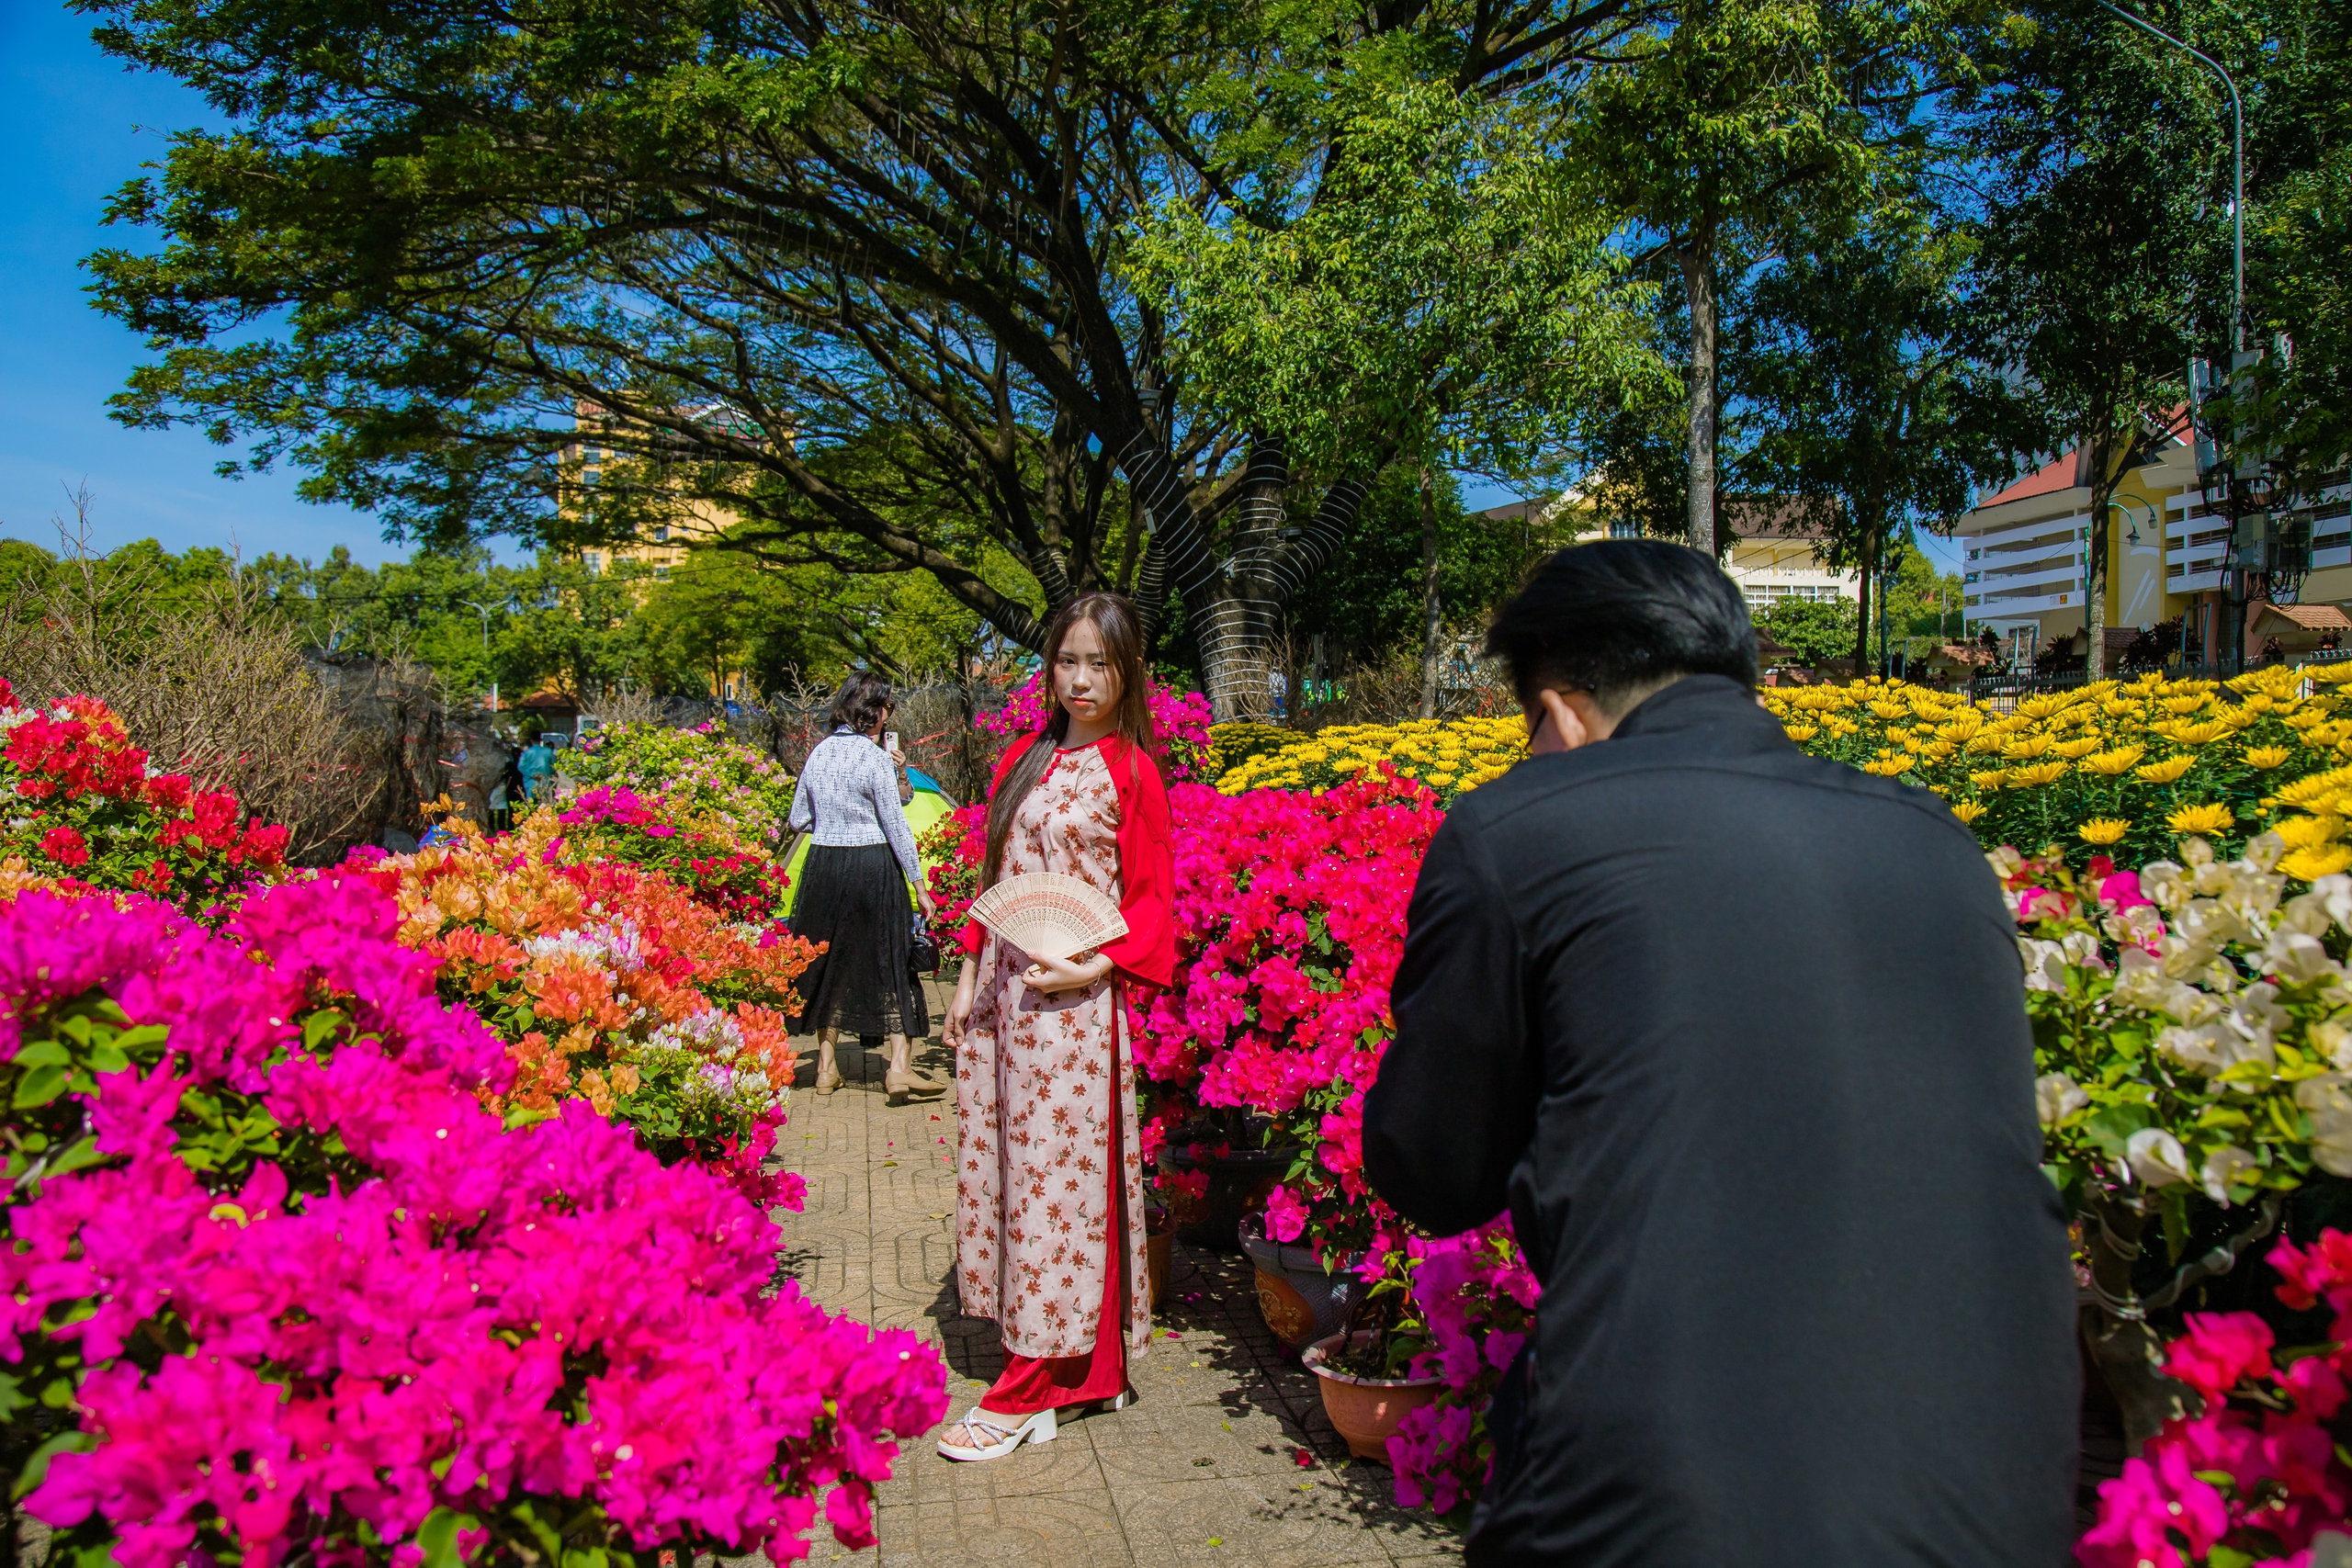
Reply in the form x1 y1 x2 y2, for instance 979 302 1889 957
508 1502 564 1562
12 1066 69 1110
13 1429 95 1499
46 1142 103 1175
413 1506 481 1568
0 1373 25 1422
9 1041 70 1069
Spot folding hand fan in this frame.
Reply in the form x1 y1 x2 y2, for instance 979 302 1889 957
967 873 1128 963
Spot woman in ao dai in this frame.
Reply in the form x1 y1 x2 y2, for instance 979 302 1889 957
936 592 1174 1461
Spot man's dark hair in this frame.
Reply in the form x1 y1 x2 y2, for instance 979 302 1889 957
1485 539 1758 712
826 669 894 735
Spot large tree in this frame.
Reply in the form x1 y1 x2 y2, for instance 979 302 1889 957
1958 0 2236 678
78 0 1657 716
1737 202 2022 674
1128 81 1663 715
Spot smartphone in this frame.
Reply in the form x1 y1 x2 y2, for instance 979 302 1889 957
884 730 899 754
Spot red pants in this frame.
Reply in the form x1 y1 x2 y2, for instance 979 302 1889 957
982 1104 1131 1416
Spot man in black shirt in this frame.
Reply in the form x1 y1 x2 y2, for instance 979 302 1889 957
1362 541 2075 1566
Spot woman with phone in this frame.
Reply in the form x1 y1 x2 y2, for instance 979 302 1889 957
935 592 1175 1461
785 670 944 1102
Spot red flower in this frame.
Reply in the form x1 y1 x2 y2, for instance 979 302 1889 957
2163 1311 2274 1404
144 773 194 810
39 826 90 868
190 792 239 850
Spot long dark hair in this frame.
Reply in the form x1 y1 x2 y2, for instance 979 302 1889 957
981 592 1155 887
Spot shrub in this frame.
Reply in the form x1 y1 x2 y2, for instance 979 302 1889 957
1766 668 2352 874
977 673 1216 783
565 723 797 851
1212 716 1524 806
0 881 945 1568
356 810 819 1208
0 680 290 908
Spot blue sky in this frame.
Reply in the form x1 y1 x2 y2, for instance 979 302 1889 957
0 3 401 566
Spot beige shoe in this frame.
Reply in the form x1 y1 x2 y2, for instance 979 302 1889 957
812 1063 845 1095
885 1066 948 1105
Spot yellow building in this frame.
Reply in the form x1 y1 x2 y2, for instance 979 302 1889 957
1956 419 2352 666
561 401 774 583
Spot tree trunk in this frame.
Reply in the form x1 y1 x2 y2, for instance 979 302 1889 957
1854 527 1876 678
2080 1195 2188 1452
1115 428 1368 721
1683 233 1719 559
1419 467 1443 720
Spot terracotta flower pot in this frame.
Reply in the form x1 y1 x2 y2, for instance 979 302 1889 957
1302 1331 1445 1463
1237 1213 1357 1353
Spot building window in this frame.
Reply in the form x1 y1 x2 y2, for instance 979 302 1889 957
583 552 603 575
1608 519 1642 539
654 525 670 542
654 565 671 581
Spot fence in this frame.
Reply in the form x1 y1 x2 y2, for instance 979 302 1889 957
1968 646 2352 712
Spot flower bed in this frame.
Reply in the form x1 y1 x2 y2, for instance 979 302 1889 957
0 680 289 908
0 881 945 1568
1212 716 1524 805
1766 668 2352 875
355 807 820 1208
566 721 797 852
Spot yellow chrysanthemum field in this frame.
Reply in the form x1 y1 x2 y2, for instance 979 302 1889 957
1210 715 1527 806
1762 666 2352 880
1204 666 2352 879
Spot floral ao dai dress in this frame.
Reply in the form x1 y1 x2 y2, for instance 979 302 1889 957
955 739 1157 1366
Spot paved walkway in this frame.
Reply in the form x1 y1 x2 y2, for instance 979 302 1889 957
775 1002 1463 1568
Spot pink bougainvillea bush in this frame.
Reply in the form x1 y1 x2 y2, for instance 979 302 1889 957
0 678 289 908
2078 1228 2352 1566
0 880 947 1568
977 672 1216 783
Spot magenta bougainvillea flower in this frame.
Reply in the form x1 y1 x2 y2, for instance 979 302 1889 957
0 882 946 1568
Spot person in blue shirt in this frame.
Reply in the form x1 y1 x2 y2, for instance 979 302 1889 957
517 736 557 802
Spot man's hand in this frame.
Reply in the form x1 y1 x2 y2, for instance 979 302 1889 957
1023 951 1113 997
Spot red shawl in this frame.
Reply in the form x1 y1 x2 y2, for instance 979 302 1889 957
956 731 1176 988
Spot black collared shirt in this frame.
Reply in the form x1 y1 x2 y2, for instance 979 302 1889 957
1363 675 2075 1567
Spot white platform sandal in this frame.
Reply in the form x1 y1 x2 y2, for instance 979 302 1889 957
937 1405 1057 1461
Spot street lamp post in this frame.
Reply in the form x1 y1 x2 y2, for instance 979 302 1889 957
462 599 496 714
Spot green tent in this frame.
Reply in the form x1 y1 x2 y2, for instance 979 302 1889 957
782 767 955 915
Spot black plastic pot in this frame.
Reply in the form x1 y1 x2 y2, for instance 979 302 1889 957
1157 1137 1295 1251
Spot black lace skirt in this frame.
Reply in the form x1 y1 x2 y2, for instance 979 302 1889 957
789 842 930 1038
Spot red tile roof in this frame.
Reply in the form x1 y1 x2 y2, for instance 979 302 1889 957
2255 603 2352 633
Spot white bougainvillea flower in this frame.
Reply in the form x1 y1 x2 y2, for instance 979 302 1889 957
2244 830 2287 874
2266 929 2345 988
2018 938 2071 993
2035 1072 2089 1128
2200 1145 2258 1204
2155 1023 2231 1075
2127 1128 2194 1188
2140 859 2190 909
2310 1019 2352 1073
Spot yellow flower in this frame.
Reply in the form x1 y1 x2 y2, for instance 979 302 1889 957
1951 801 1985 824
1862 758 1909 776
2166 802 2236 836
1782 724 1820 741
2005 761 2071 788
2272 815 2345 849
2076 818 2131 845
2137 756 2197 784
2282 844 2352 881
1969 770 2007 790
2243 746 2293 769
2077 746 2147 776
2000 735 2055 760
2050 736 2107 759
